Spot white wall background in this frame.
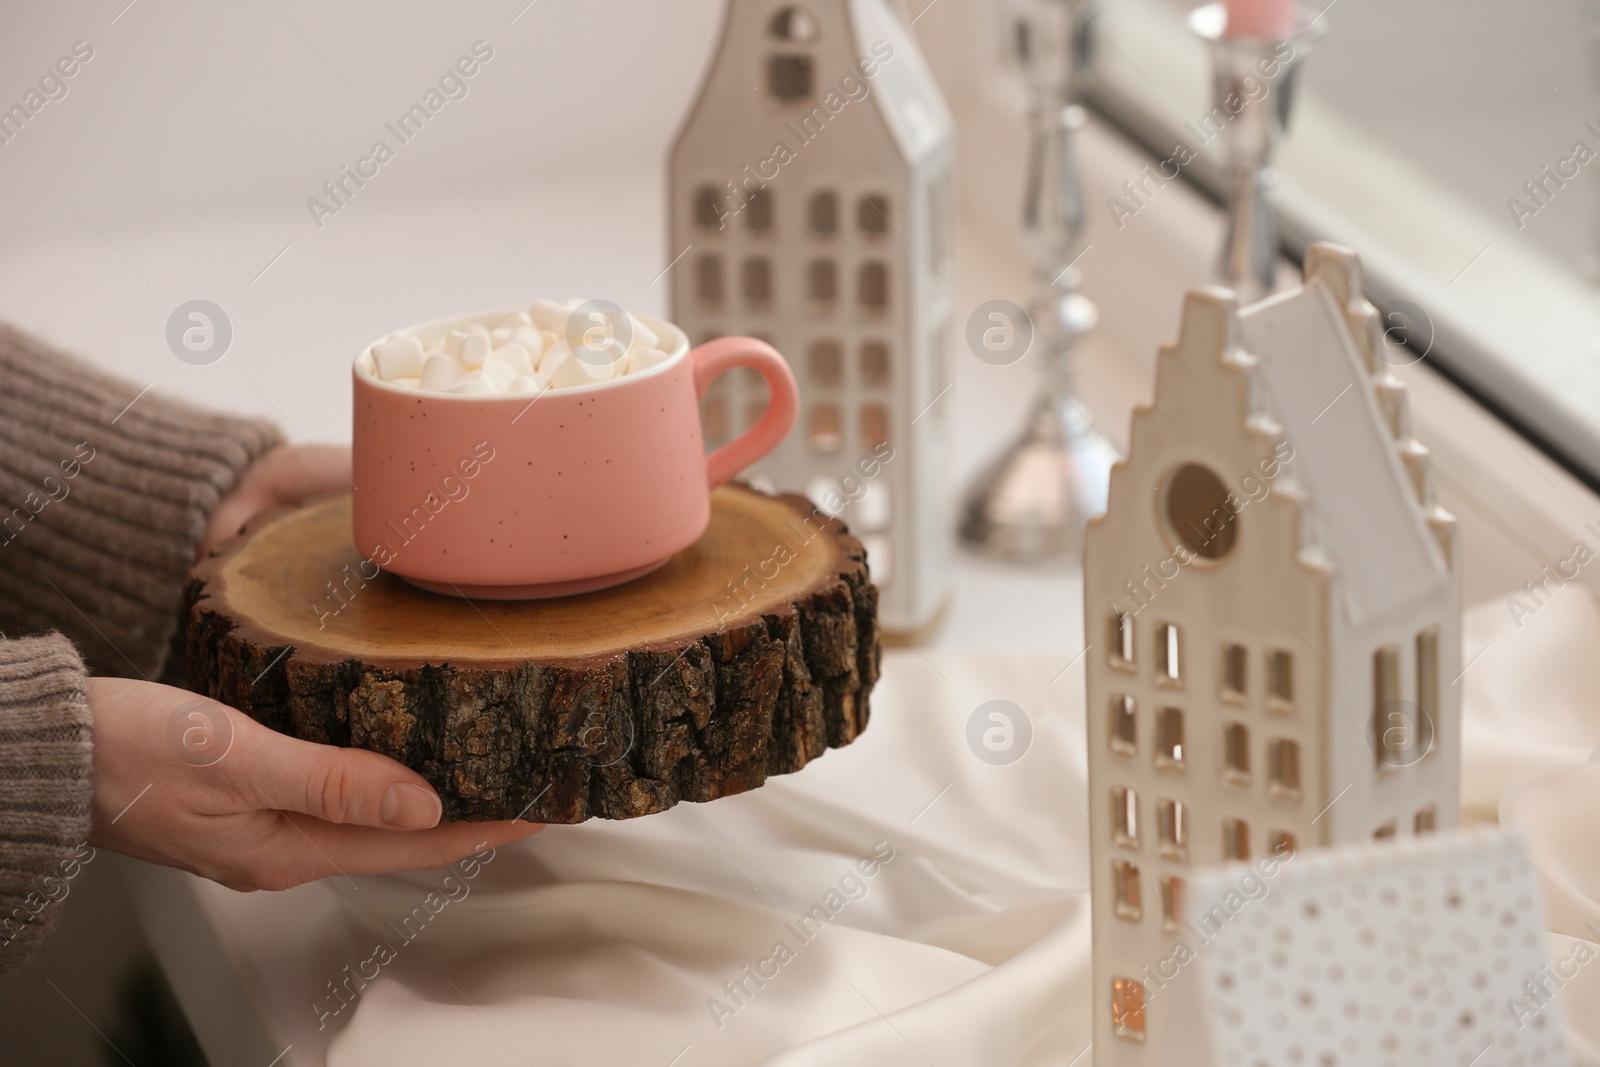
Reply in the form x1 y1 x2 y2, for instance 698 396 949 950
0 0 760 441
0 0 729 241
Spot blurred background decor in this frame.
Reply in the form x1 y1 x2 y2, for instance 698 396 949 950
957 0 1117 564
669 0 956 633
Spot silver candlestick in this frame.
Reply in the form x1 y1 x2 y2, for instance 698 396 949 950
958 0 1117 563
1190 3 1324 303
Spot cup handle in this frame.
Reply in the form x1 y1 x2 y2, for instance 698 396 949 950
690 337 799 490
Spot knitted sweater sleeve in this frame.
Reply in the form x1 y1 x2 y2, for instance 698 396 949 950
0 635 93 973
0 323 281 972
0 322 282 679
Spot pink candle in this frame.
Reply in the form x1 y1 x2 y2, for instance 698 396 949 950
1224 0 1295 39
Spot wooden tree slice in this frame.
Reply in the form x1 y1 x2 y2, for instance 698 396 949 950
183 486 880 823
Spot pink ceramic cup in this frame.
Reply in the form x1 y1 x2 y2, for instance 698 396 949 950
352 310 798 599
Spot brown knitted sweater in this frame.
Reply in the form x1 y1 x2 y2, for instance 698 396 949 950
0 323 280 970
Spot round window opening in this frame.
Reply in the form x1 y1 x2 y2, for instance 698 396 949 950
769 6 819 41
1164 463 1237 561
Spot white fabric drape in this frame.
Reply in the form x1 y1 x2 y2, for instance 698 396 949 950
322 595 1600 1066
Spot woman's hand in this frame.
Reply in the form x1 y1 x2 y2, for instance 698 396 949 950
88 677 541 891
200 443 353 561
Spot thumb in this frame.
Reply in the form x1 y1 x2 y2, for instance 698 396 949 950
262 443 353 504
227 718 444 830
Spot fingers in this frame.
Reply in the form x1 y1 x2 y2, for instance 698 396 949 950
262 443 352 504
227 816 543 891
222 717 444 831
198 492 258 559
198 444 353 560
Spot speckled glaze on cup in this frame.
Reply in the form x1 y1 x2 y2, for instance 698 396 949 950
352 310 798 599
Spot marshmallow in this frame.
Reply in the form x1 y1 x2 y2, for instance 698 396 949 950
444 325 488 358
458 330 492 369
371 334 426 380
512 326 546 356
419 353 464 391
445 371 497 395
571 336 628 375
540 342 615 389
625 314 659 353
508 373 549 395
528 298 570 334
569 307 626 353
378 300 683 397
627 347 671 375
488 342 536 377
481 357 518 392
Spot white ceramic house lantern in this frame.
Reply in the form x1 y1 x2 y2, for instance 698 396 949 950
668 0 956 632
1158 827 1570 1066
1082 244 1463 1064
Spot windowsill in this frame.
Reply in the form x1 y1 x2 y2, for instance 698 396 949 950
912 1 1600 608
1081 0 1600 492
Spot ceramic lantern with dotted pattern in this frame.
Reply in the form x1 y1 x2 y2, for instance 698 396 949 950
1156 826 1570 1066
668 0 956 632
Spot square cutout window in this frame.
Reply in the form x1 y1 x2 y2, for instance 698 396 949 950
1416 627 1439 761
1223 723 1250 786
1156 623 1182 687
1157 798 1187 861
701 395 728 443
694 185 724 230
695 254 724 304
742 257 772 306
1268 738 1301 800
768 54 812 100
862 534 891 587
1374 644 1402 768
808 190 838 235
1374 821 1398 841
805 477 839 515
1268 650 1294 712
808 341 842 387
808 404 841 454
730 367 765 397
745 188 773 233
860 341 890 386
769 8 818 42
1113 860 1142 922
1268 830 1297 857
1415 806 1437 834
1160 876 1184 933
1112 786 1139 848
1112 978 1146 1043
1223 817 1249 860
857 193 890 235
857 262 889 312
860 405 888 450
1108 611 1135 671
855 482 890 533
807 259 837 307
1155 707 1184 772
1109 696 1136 757
1221 644 1247 703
